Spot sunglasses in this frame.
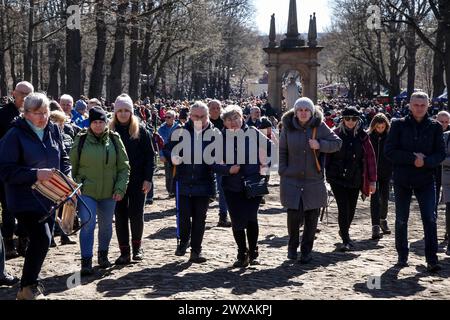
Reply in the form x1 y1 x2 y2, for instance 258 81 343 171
343 116 359 122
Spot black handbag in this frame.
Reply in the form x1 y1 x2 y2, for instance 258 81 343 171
243 175 269 198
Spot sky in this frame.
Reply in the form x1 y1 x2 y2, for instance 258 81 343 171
253 0 333 35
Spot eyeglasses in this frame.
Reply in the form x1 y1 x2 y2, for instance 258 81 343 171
27 111 49 117
343 116 359 122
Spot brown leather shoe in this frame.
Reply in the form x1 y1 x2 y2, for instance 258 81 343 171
16 284 44 300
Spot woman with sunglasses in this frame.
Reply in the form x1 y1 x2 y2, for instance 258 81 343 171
326 106 377 251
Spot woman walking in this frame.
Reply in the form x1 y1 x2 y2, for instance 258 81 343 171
110 94 155 264
279 98 342 263
70 106 130 275
326 106 377 251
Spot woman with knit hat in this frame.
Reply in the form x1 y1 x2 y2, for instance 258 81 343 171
70 106 130 275
326 106 377 252
110 94 155 264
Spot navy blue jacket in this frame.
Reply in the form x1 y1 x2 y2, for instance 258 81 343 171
0 117 71 215
163 120 218 197
385 114 445 188
215 124 272 192
0 102 20 139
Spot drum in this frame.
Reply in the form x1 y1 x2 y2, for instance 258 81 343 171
32 169 83 235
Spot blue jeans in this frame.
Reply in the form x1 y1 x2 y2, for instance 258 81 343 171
216 174 228 219
394 183 438 264
78 195 116 259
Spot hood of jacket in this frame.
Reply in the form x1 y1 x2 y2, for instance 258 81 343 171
281 107 324 131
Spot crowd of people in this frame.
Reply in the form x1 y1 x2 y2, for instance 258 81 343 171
0 81 449 300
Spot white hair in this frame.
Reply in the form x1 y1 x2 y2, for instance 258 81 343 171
190 101 209 114
60 94 74 104
207 99 222 109
437 111 450 119
24 92 50 112
222 105 243 120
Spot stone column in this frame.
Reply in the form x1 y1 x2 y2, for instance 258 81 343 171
309 65 318 104
267 64 282 115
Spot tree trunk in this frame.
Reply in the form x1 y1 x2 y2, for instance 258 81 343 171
129 0 140 101
0 7 7 97
24 0 34 82
108 0 129 102
388 36 401 98
66 0 82 99
32 44 39 90
47 44 61 99
88 0 107 99
60 56 66 96
432 23 445 97
406 24 416 101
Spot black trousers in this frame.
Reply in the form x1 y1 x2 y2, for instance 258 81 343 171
115 189 146 249
232 222 259 260
177 196 210 254
287 198 320 255
15 213 52 288
370 179 390 226
330 183 360 244
0 183 14 239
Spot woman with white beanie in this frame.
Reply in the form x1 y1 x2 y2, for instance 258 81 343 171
110 94 156 264
279 97 342 263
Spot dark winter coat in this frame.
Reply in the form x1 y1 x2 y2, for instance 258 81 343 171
0 117 71 216
369 131 393 182
385 114 445 188
279 108 342 210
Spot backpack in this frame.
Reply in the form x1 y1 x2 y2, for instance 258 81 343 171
77 132 118 164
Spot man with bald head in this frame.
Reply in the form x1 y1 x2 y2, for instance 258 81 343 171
0 81 34 259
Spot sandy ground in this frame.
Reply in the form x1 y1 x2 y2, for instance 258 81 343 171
1 168 450 300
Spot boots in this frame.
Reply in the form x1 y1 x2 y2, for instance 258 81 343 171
249 247 260 266
189 250 207 264
4 238 19 259
115 246 131 265
16 284 44 300
175 241 190 256
372 225 382 240
80 257 94 276
380 220 391 235
98 250 112 269
233 249 249 268
132 241 144 261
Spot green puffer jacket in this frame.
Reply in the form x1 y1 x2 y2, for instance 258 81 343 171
69 128 130 201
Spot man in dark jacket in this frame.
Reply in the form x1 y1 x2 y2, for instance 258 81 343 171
0 81 34 259
163 102 220 263
385 92 445 272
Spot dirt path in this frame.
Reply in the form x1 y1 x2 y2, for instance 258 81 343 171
1 170 450 300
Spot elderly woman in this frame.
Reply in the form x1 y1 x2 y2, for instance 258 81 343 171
368 113 393 239
326 106 377 251
109 94 155 264
0 93 71 299
214 105 273 267
70 106 130 276
279 98 342 263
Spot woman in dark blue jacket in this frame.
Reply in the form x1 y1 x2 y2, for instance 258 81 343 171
214 105 273 268
0 93 71 300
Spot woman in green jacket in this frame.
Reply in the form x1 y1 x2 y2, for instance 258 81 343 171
70 107 130 276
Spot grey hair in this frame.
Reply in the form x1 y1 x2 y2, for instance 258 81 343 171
166 110 177 118
60 94 73 103
437 111 450 119
24 92 50 112
221 105 243 120
190 101 209 114
250 106 261 113
411 92 429 102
